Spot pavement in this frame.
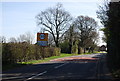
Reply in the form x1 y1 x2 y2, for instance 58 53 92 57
2 53 113 81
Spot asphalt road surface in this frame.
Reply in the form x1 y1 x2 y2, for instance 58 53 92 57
2 53 113 81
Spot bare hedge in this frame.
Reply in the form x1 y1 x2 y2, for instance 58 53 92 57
2 43 60 64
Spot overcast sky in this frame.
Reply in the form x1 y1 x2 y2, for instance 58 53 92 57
1 0 107 45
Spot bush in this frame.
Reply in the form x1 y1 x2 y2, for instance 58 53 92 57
2 43 60 65
60 41 70 53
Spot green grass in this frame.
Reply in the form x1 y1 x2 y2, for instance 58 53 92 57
3 53 77 71
19 53 78 64
97 51 107 53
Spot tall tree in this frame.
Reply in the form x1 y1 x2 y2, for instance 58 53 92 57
48 34 54 47
74 16 98 53
107 2 120 69
96 0 109 27
61 24 75 53
97 0 120 71
36 3 72 47
96 0 109 43
100 28 107 43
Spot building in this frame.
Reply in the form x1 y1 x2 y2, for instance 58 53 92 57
99 45 107 51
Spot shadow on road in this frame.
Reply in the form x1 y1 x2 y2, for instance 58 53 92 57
2 53 114 81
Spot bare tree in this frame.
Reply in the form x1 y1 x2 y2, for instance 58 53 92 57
86 31 99 53
25 32 34 44
8 37 17 43
96 0 110 44
74 16 98 53
0 36 6 43
36 3 72 47
48 34 54 47
39 28 46 33
17 34 26 43
17 32 34 44
96 0 109 27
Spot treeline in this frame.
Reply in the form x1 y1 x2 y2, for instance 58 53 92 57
1 3 101 65
2 43 60 65
107 2 120 69
36 3 100 54
97 0 120 74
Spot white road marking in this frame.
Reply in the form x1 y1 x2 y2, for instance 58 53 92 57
25 63 67 81
24 71 47 81
3 76 27 80
54 63 67 69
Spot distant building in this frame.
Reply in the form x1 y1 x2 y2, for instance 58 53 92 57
111 0 120 2
99 45 107 51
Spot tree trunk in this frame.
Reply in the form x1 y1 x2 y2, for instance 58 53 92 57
69 44 72 54
84 48 86 53
55 40 59 47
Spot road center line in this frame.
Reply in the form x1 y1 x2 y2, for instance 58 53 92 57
24 71 47 81
54 63 67 69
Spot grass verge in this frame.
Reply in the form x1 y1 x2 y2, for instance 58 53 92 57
3 52 100 71
19 53 78 64
3 53 77 71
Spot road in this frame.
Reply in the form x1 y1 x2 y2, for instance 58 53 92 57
2 53 112 81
